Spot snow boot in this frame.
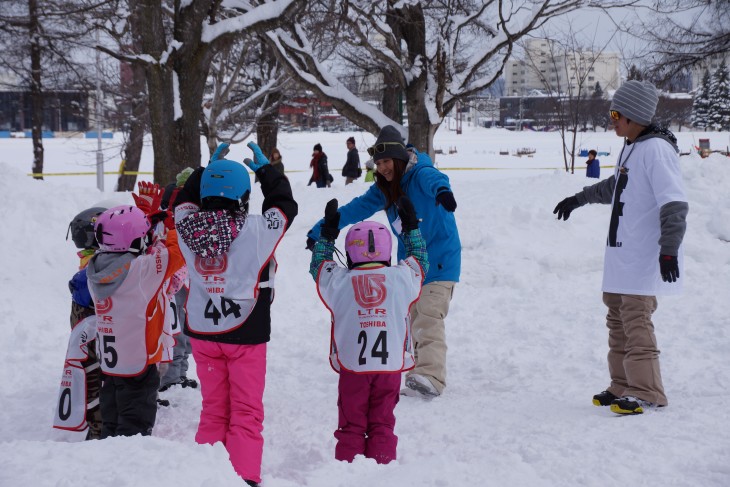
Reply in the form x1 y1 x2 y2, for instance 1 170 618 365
610 396 660 415
402 373 440 399
592 390 618 406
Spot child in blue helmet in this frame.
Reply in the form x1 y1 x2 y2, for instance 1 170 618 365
174 142 298 487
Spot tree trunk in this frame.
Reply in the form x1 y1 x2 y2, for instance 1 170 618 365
256 91 282 159
118 122 144 191
29 0 44 180
381 76 400 124
391 2 437 158
117 60 148 191
129 0 176 184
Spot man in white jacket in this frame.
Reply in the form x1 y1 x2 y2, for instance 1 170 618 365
553 80 688 415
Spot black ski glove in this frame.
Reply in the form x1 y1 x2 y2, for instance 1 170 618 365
397 195 419 232
305 237 316 251
435 190 457 212
553 196 581 221
321 199 341 241
659 254 679 282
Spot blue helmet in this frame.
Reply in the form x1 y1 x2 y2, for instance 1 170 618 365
200 159 251 202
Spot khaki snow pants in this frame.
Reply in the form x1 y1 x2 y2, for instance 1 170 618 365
406 281 455 394
603 292 668 406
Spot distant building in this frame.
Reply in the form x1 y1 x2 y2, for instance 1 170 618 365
504 39 620 97
0 89 89 132
0 70 89 132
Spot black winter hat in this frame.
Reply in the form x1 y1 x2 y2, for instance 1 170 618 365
313 143 322 152
370 125 409 162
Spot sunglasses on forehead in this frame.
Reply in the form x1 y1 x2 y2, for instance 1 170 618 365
367 141 405 157
609 110 621 121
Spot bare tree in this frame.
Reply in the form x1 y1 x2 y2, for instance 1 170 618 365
92 0 300 184
267 0 632 155
202 36 288 158
0 0 101 179
520 27 617 172
626 1 730 79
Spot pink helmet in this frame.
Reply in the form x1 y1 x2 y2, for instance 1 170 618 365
345 221 392 265
94 205 151 252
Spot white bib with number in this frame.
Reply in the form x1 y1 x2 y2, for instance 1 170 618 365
182 208 287 334
317 257 423 373
91 244 171 376
53 316 97 431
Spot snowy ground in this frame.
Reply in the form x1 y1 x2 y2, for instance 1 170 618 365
1 126 729 486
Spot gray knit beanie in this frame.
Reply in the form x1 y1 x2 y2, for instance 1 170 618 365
610 80 659 126
371 125 409 162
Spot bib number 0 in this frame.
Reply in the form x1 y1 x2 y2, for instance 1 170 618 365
357 330 389 366
58 387 72 421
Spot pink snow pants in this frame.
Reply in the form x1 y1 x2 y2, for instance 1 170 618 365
335 370 401 464
190 338 266 483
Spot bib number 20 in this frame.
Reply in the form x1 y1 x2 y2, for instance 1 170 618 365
204 297 242 326
358 330 389 365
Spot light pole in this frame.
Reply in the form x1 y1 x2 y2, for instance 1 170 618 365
95 29 104 192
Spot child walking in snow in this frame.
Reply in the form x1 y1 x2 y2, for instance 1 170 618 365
309 196 427 464
86 185 184 438
174 142 297 486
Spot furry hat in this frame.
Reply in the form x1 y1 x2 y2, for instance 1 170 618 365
610 80 658 126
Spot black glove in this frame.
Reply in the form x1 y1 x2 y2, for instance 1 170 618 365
397 195 419 232
436 191 457 212
553 196 581 221
174 167 204 207
321 199 341 241
305 237 316 251
148 211 168 226
659 254 679 282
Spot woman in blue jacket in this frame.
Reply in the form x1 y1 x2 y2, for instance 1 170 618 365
307 125 460 399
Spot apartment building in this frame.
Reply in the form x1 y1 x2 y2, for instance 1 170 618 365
504 39 621 97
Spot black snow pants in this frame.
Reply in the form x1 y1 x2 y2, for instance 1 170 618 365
100 364 160 438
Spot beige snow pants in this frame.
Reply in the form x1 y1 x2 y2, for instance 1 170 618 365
603 292 668 406
406 281 455 394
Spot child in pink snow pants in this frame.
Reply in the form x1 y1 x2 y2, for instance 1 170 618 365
191 340 266 479
174 142 297 486
310 197 428 464
335 371 402 462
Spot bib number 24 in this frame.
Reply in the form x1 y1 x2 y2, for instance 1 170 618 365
204 297 242 326
358 330 389 365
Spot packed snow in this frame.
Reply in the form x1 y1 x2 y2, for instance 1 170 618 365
0 126 728 486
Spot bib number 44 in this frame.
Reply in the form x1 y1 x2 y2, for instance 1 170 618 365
204 296 242 326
